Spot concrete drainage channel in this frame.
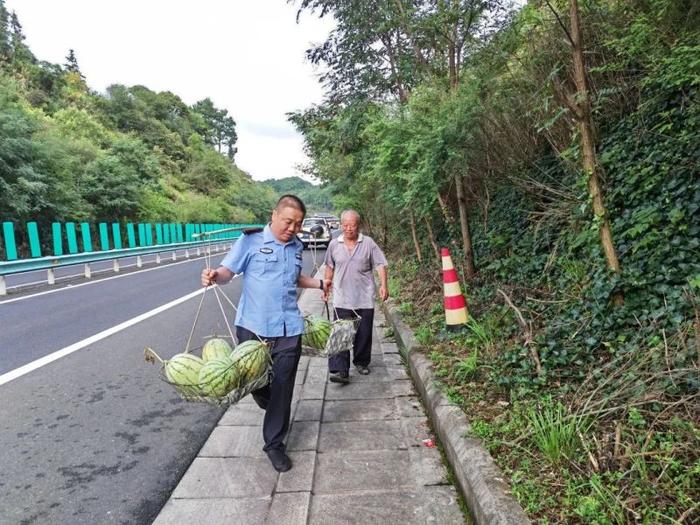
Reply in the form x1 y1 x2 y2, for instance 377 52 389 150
382 302 531 525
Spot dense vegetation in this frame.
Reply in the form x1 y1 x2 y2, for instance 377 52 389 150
291 0 698 522
262 176 334 213
0 0 279 232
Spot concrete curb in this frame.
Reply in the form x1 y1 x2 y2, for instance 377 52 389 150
383 301 531 525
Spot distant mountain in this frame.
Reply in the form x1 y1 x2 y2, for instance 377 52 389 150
262 177 334 213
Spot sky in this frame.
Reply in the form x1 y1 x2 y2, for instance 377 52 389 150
5 0 334 182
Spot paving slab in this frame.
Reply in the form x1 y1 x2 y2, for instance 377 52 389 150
287 420 320 451
153 497 271 525
199 425 265 458
219 402 265 426
313 450 414 492
309 486 464 525
318 419 407 451
172 457 277 498
265 492 310 525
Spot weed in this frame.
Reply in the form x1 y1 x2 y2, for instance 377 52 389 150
526 398 587 465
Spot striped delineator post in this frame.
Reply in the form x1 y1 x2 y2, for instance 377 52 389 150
441 247 468 329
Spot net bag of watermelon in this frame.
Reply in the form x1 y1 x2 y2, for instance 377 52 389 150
301 304 360 357
144 277 272 406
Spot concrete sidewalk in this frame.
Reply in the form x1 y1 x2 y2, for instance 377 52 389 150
153 287 466 524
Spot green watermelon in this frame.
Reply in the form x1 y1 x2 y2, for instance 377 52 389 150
165 353 204 387
202 338 232 362
302 315 332 350
198 356 237 397
231 340 270 386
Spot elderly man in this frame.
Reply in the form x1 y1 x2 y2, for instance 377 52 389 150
322 210 389 383
201 194 329 472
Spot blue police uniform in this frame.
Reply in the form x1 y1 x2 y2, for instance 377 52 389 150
220 225 305 452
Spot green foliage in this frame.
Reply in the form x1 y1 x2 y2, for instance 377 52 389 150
526 399 587 466
261 176 333 212
0 16 278 225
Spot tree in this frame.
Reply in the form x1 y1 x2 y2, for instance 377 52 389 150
0 0 10 62
191 98 238 160
543 0 622 302
64 49 84 78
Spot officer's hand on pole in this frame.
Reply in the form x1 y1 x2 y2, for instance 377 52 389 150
201 268 217 287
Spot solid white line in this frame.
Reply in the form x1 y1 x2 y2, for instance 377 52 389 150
0 252 224 305
0 288 206 386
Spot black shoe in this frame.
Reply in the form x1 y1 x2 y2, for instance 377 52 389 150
329 371 350 384
266 449 292 472
355 365 370 375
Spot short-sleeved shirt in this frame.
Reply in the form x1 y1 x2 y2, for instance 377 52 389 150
324 233 388 309
220 225 304 338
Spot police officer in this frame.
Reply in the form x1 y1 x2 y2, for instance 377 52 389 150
201 194 329 472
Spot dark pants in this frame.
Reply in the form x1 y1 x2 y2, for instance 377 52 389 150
328 308 374 374
236 326 301 452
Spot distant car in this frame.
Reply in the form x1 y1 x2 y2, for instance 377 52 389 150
312 213 340 229
297 217 331 249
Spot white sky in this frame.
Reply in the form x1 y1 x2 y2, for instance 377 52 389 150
5 0 334 182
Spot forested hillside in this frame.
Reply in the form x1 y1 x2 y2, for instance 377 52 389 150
291 0 699 522
0 0 277 228
262 176 334 212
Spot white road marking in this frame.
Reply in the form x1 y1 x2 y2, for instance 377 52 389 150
0 288 206 386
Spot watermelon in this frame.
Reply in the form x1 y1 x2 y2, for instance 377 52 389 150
302 315 332 350
165 353 205 387
199 356 237 397
231 340 270 386
202 338 232 362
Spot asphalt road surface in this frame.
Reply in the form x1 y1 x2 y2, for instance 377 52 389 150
0 246 325 525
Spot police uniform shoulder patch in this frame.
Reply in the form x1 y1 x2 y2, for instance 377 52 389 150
259 247 273 254
243 227 264 235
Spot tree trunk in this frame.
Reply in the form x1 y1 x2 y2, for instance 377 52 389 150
569 0 622 302
424 216 441 263
454 174 476 279
409 211 422 262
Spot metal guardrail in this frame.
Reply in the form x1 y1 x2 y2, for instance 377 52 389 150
0 223 263 295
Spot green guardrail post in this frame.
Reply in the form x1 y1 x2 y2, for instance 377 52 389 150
145 224 153 246
27 222 41 257
169 224 176 244
164 224 171 244
52 222 63 256
155 224 163 245
2 222 18 260
137 223 145 246
112 223 122 250
66 223 78 254
99 223 109 251
81 223 93 252
177 224 184 243
126 223 136 248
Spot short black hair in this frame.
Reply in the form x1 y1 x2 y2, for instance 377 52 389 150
275 194 306 217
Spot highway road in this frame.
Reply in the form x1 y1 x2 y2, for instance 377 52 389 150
0 245 325 525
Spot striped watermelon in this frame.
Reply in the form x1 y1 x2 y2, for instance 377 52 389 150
199 356 238 397
302 315 332 350
202 338 232 362
165 353 205 387
231 340 269 386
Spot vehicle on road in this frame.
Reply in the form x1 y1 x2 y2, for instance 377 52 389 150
312 212 340 229
297 217 331 249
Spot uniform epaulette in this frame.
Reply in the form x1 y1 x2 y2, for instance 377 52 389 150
242 227 264 235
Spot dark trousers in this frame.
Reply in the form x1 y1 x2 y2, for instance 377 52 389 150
328 308 374 373
236 326 301 452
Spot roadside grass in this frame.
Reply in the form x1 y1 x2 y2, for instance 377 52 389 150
387 265 700 524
